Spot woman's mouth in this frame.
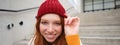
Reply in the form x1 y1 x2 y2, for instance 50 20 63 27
46 34 55 39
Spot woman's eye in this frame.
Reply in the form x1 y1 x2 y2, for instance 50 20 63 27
55 22 61 25
41 22 47 24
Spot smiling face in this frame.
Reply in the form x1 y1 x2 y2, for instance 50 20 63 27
39 14 62 43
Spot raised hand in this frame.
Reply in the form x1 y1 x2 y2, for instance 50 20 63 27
64 16 80 36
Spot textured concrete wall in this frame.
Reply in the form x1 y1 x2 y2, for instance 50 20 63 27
78 9 120 26
0 9 37 45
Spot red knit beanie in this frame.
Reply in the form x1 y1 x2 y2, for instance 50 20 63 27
36 0 67 19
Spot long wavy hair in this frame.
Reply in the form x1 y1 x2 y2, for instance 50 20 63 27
32 15 67 45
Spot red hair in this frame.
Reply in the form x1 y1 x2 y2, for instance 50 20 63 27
32 15 67 45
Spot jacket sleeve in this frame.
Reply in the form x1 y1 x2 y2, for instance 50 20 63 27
65 34 81 45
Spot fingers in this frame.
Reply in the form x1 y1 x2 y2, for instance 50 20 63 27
65 16 80 25
65 17 70 25
68 17 77 24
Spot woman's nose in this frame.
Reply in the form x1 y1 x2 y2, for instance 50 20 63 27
47 24 54 33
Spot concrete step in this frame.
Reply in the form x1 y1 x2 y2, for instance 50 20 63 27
13 34 34 45
80 26 120 30
81 36 120 45
79 26 120 36
81 36 120 39
79 26 120 45
79 30 120 36
13 39 29 45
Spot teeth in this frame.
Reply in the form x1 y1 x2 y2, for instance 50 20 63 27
47 35 54 38
45 33 56 38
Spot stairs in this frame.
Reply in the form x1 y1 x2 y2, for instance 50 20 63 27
80 25 120 45
14 39 29 45
13 34 33 45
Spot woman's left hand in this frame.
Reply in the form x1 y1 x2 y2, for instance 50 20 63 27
64 16 80 36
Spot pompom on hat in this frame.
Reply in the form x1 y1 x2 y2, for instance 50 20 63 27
36 0 67 19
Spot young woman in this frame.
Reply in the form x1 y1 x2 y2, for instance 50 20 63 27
28 0 81 45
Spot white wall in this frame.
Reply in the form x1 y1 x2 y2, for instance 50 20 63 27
0 9 38 45
0 0 73 11
0 0 43 10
